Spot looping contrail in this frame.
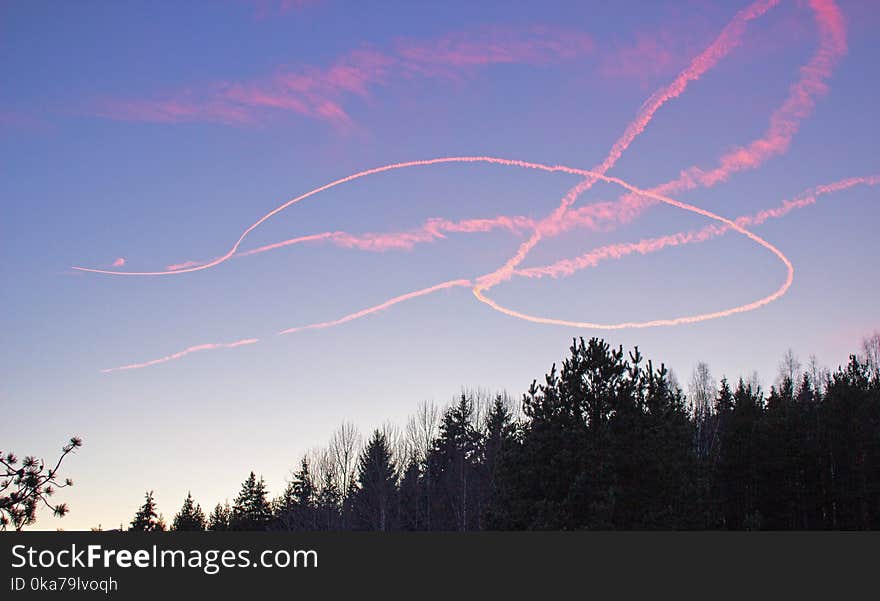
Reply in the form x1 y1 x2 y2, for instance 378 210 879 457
78 0 868 373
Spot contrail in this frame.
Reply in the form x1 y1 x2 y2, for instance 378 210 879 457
76 0 776 279
557 0 847 238
472 0 781 292
471 169 795 329
236 214 535 258
469 0 845 324
516 176 879 281
474 174 877 329
72 157 561 277
80 0 867 372
279 279 472 335
100 338 260 373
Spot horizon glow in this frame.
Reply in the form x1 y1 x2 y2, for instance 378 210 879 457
1 0 877 530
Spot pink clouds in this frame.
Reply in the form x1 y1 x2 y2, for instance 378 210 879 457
84 0 866 372
96 26 594 130
98 97 256 126
111 257 126 267
599 29 688 82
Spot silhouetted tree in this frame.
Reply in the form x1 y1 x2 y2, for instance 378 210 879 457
428 395 482 531
397 459 423 530
119 335 880 532
274 458 318 530
172 492 206 531
820 355 879 529
207 502 231 531
718 379 764 529
230 472 272 531
0 436 81 531
481 394 517 527
316 469 341 530
130 491 165 531
353 431 397 530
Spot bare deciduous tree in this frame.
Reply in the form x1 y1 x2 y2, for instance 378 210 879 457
688 362 717 467
807 354 830 395
329 422 361 498
777 349 802 388
689 362 716 419
404 401 439 466
861 331 880 375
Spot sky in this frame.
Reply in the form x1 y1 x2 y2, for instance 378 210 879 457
1 0 878 530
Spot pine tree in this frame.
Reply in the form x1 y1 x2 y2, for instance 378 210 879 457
511 338 632 529
398 459 423 530
273 458 318 530
427 395 483 531
483 396 516 474
171 492 206 531
292 458 316 528
353 431 397 530
129 491 165 531
207 502 231 531
273 482 298 530
638 361 697 527
718 379 764 529
316 470 341 530
230 472 272 531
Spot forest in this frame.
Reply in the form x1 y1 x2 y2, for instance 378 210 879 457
5 334 879 531
119 333 880 532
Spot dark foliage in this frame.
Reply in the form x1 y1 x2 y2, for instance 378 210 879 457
130 490 166 531
128 336 880 530
171 492 206 531
0 437 82 531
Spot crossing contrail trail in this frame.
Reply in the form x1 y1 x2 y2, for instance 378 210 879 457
79 0 868 373
76 0 779 279
513 175 879 284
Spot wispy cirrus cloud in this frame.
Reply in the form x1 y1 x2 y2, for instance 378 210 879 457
597 2 822 85
599 30 688 82
95 26 594 130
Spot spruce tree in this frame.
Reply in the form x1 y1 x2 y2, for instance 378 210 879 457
129 491 165 531
273 482 298 530
171 492 206 531
398 459 423 530
482 395 517 520
230 472 272 531
353 431 397 530
207 502 231 531
428 395 482 530
718 379 764 529
273 458 318 530
316 470 341 530
292 458 316 528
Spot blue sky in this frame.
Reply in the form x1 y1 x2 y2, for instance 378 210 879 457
1 0 878 529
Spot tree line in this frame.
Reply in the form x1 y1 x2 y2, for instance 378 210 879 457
123 332 880 531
